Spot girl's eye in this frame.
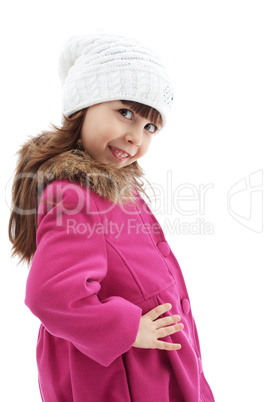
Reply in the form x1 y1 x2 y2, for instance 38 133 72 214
119 109 158 134
145 123 158 134
119 109 133 119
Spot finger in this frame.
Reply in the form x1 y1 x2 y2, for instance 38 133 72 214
157 323 184 338
145 303 172 321
153 340 182 351
155 314 181 330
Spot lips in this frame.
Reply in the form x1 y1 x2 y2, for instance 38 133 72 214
109 146 131 161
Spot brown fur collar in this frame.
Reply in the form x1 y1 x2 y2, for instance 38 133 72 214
38 142 147 205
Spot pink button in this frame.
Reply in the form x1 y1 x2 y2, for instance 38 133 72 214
181 298 190 315
157 241 171 257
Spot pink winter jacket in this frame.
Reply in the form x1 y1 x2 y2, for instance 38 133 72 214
25 179 215 402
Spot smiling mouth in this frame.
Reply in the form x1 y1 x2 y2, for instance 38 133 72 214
108 146 131 161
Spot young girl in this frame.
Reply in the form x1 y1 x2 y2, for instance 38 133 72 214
9 34 215 401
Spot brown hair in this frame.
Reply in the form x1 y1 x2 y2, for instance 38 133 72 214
8 101 162 265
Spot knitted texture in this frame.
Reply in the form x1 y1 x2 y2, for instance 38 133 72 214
58 33 174 126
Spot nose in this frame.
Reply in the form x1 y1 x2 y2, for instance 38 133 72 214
124 127 143 147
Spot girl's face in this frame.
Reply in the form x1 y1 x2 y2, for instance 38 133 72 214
80 100 160 168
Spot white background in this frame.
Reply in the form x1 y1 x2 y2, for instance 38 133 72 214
1 1 267 401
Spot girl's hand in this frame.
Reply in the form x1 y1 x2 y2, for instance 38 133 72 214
132 303 183 350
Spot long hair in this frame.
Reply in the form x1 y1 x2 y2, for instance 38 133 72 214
8 101 163 265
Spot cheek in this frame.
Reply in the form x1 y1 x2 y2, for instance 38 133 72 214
81 122 114 147
80 120 92 144
130 137 151 164
140 136 152 155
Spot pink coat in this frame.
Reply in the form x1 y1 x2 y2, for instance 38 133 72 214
25 179 214 401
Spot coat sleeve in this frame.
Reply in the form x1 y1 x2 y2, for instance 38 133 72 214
25 180 142 367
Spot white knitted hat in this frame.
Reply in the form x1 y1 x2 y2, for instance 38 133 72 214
58 33 174 126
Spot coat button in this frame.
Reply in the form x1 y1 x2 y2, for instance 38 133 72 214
181 298 190 315
157 241 171 257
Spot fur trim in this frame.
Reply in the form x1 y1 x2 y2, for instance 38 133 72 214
38 141 146 205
